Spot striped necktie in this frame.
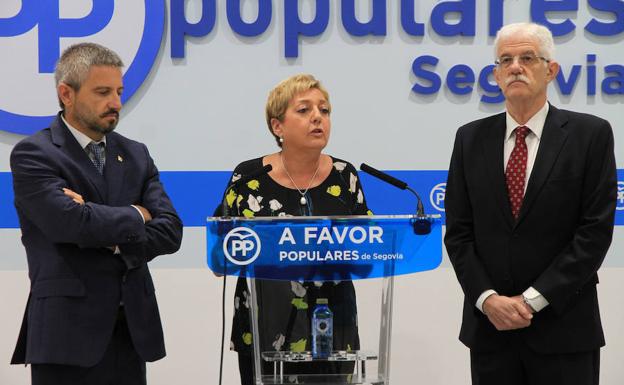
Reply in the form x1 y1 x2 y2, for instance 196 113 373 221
86 142 105 174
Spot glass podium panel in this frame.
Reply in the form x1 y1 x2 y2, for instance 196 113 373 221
207 215 442 385
261 351 379 384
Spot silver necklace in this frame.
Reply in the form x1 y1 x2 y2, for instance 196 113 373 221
280 152 321 205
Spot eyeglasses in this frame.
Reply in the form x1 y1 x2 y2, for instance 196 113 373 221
495 53 550 68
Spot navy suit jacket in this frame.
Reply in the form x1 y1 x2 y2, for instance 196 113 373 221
10 114 183 367
444 104 616 354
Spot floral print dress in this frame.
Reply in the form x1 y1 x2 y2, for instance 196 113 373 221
225 156 371 360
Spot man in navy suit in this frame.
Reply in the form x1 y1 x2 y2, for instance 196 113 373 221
445 23 616 385
10 43 183 385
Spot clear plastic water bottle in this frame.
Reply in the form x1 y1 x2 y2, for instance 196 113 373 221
312 298 333 359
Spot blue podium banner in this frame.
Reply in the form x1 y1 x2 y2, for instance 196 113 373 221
206 215 442 281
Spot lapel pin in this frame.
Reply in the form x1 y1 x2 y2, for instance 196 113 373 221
117 155 123 162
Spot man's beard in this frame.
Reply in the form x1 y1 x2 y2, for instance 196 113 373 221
76 108 119 135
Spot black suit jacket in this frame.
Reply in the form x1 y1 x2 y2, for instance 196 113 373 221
444 104 616 354
10 114 183 366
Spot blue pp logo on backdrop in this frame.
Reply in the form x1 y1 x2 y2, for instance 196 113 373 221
223 227 262 266
0 0 164 135
430 183 446 212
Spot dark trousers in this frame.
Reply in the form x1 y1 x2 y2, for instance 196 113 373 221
470 335 600 385
31 307 146 385
238 352 355 385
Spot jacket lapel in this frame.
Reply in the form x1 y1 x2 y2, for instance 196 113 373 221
481 113 515 227
516 105 568 226
103 135 127 206
50 115 108 202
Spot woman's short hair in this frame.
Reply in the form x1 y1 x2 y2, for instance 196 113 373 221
265 74 331 147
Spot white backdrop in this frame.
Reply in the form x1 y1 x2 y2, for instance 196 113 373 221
1 1 623 384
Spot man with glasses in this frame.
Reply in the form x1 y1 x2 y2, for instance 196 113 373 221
445 22 616 385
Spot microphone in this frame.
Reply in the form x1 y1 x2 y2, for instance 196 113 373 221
360 163 408 190
360 163 431 234
221 164 273 217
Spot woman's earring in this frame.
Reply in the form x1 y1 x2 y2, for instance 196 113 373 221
279 137 284 143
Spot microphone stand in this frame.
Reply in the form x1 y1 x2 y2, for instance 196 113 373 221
405 186 430 234
216 164 272 385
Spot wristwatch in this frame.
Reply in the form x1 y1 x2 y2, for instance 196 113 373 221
522 293 538 312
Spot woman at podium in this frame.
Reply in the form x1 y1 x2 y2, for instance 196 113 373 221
221 74 372 384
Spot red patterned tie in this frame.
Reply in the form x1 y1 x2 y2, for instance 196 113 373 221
505 126 530 219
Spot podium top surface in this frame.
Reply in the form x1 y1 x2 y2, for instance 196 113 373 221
207 214 441 222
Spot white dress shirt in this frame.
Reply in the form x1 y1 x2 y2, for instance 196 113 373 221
476 102 550 313
62 114 107 153
61 114 146 227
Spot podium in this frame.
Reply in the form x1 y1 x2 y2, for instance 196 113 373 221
206 215 442 385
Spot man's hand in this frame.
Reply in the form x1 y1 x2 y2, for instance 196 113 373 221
515 294 536 315
483 294 533 331
63 188 84 205
134 205 153 222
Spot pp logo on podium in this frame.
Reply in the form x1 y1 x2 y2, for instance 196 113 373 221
0 0 165 135
617 181 624 211
223 227 262 266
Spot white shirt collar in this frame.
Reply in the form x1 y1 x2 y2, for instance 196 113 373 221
61 113 106 149
505 102 549 141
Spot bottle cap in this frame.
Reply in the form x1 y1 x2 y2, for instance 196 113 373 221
316 298 328 305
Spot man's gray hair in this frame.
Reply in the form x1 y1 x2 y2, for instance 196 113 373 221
494 22 555 61
54 43 124 108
